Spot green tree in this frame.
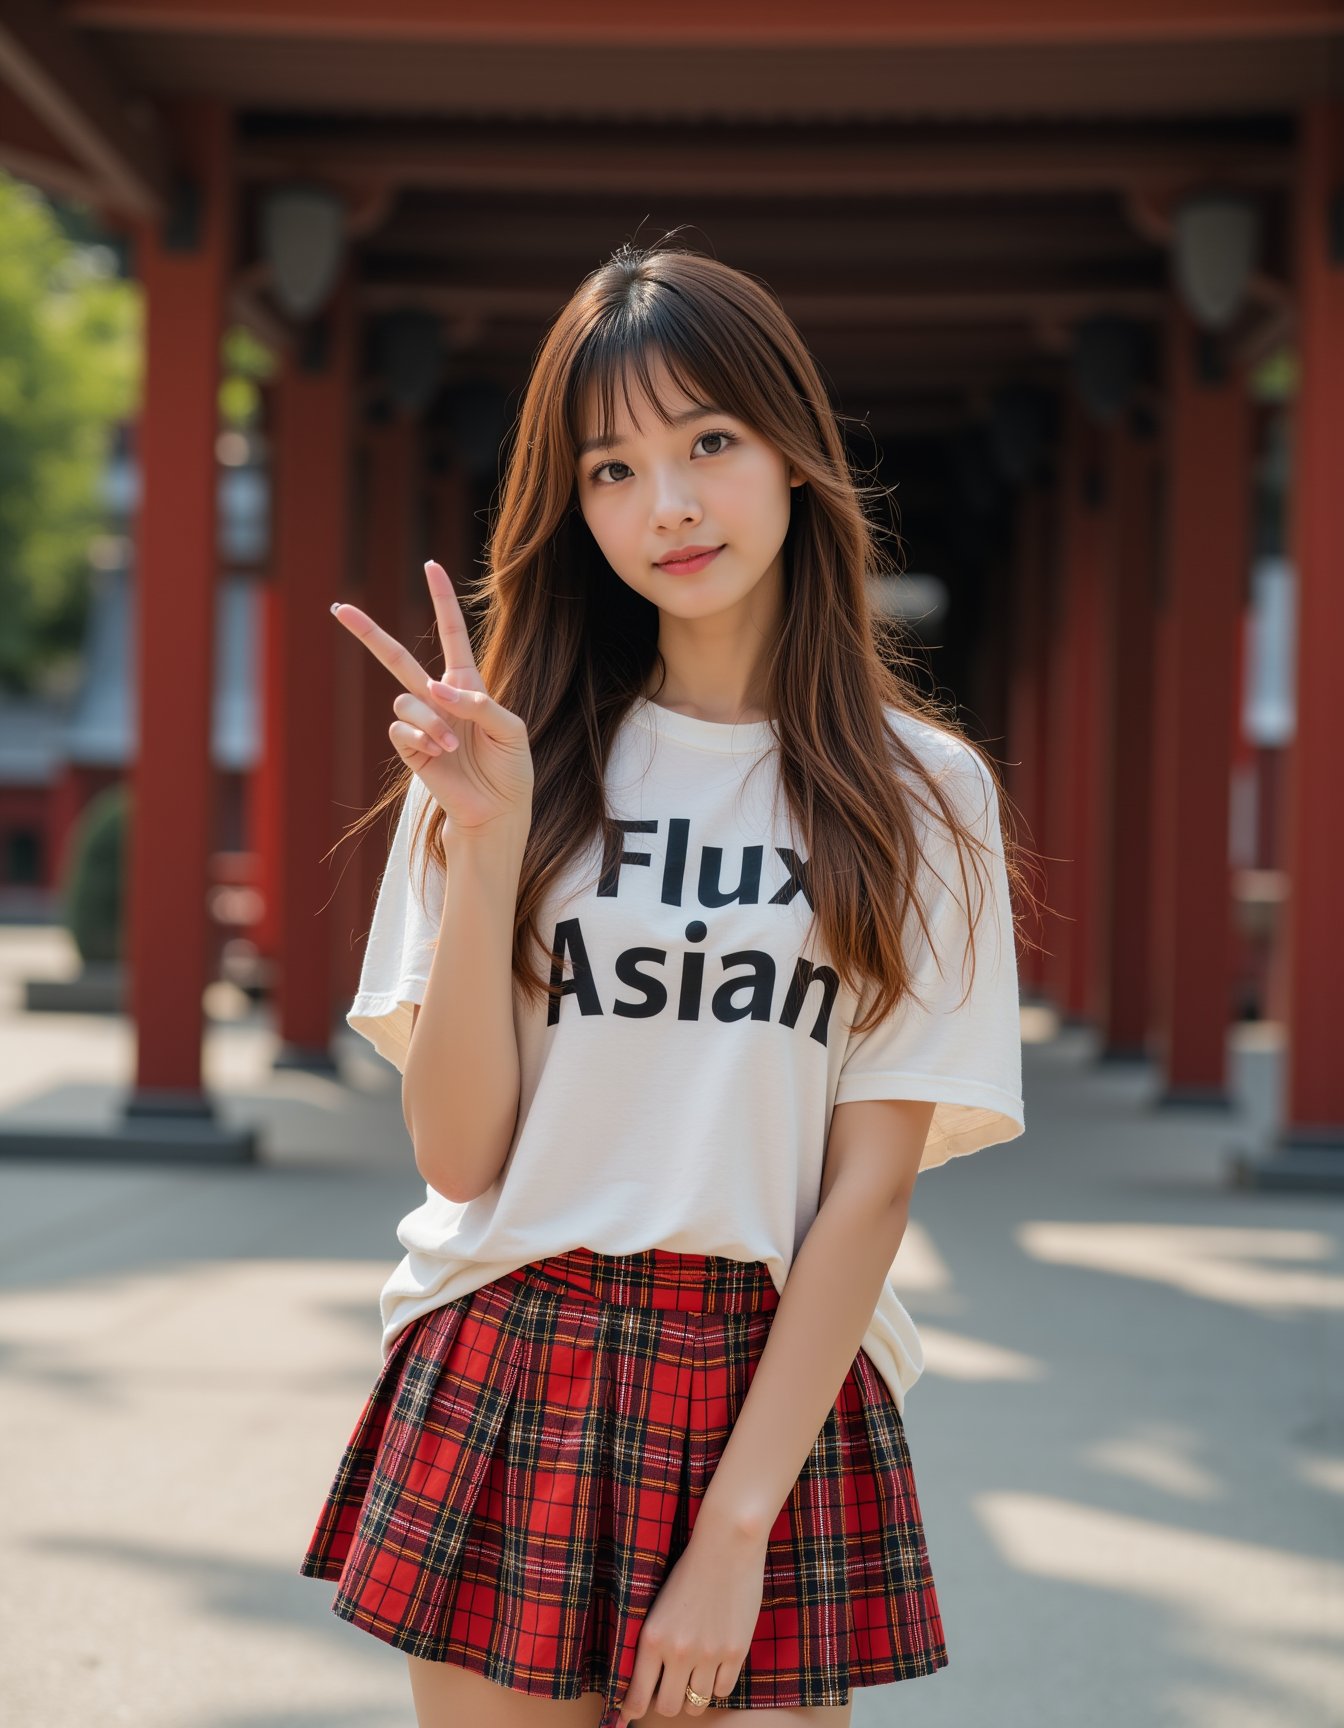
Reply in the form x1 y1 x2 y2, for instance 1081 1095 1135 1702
0 172 139 693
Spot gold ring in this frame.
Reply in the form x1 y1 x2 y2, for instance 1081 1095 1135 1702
684 1684 712 1708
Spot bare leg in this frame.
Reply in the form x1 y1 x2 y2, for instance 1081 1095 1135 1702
627 1697 852 1723
407 1652 853 1725
406 1653 607 1727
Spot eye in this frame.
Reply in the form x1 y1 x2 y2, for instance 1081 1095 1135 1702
588 457 633 485
585 428 739 486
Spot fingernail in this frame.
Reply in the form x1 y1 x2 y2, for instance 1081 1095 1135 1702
329 602 341 614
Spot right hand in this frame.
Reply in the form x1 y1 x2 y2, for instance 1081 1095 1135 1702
331 559 534 838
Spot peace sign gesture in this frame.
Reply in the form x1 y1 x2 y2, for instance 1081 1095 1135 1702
331 560 534 838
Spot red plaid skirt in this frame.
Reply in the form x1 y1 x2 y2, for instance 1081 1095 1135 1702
299 1246 948 1723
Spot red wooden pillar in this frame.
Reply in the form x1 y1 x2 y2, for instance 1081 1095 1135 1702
1044 396 1107 1024
125 102 251 1154
1006 473 1053 1000
1245 100 1344 1184
267 277 356 1065
1096 413 1160 1057
1151 298 1249 1105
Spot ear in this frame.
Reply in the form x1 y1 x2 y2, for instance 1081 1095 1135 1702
788 468 806 489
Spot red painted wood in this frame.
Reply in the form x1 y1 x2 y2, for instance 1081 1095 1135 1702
127 100 232 1097
268 277 356 1056
0 0 169 215
67 0 1341 47
1152 299 1248 1097
1282 100 1344 1141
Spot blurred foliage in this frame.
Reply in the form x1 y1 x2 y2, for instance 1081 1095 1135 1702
0 172 279 698
221 325 276 427
0 172 139 694
1248 345 1297 404
61 780 128 966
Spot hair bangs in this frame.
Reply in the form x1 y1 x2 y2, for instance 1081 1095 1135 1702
566 296 746 461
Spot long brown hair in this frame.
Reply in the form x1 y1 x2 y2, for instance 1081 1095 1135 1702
350 237 1040 1037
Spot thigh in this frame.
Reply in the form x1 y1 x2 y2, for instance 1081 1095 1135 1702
749 1711 852 1727
628 1704 852 1725
406 1653 606 1728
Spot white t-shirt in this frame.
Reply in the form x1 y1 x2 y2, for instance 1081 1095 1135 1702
348 696 1025 1415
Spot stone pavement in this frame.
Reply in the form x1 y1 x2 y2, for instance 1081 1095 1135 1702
0 921 1340 1728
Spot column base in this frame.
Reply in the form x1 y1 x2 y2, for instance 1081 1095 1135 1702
272 1042 339 1076
0 1087 258 1164
1226 1139 1344 1192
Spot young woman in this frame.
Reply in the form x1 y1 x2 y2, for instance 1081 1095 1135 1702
301 240 1028 1728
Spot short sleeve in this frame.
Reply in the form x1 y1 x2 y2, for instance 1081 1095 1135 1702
346 774 444 1073
833 735 1025 1172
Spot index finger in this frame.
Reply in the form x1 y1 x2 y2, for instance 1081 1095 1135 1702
329 600 438 702
423 559 481 685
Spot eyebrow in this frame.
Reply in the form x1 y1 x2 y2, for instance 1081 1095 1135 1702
576 403 730 459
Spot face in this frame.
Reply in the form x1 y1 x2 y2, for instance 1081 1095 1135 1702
573 352 805 624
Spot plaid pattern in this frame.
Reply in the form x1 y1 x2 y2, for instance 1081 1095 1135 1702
300 1246 948 1724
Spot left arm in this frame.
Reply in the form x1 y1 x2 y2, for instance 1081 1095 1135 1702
615 1096 936 1723
696 1094 936 1545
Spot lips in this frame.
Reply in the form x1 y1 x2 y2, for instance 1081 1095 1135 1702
655 544 724 570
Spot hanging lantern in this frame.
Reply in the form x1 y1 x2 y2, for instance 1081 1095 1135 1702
259 184 346 320
1173 190 1260 330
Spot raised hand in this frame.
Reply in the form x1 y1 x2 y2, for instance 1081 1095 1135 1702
331 560 534 838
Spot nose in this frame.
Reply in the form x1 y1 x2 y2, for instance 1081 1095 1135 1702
649 468 702 530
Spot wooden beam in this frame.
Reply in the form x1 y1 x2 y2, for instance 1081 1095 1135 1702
366 200 1155 269
0 90 108 203
67 0 1344 48
357 277 1164 327
238 123 1293 199
0 0 168 217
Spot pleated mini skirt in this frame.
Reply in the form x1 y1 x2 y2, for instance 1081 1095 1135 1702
299 1245 948 1724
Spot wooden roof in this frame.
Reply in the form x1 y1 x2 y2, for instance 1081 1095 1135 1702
1 1 1333 426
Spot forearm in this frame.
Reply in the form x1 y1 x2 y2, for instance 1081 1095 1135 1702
695 1177 911 1548
402 818 529 1202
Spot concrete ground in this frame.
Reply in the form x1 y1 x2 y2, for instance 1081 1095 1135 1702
0 920 1340 1728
